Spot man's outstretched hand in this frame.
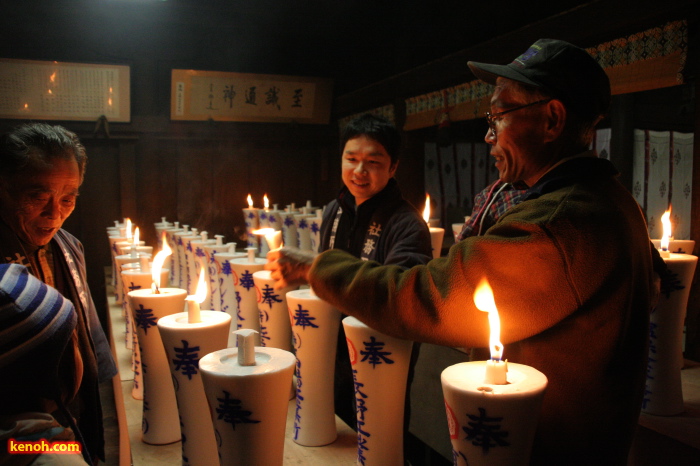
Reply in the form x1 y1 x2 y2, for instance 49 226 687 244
265 247 316 289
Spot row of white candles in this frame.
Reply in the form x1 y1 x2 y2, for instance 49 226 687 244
108 202 694 465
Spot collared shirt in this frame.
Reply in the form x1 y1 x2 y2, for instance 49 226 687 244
457 180 528 239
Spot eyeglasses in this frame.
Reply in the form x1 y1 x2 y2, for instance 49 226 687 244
485 99 551 136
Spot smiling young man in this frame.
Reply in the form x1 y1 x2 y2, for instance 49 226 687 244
0 123 117 463
268 40 657 464
316 113 432 430
320 113 432 266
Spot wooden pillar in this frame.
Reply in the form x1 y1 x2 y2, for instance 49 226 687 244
684 79 700 361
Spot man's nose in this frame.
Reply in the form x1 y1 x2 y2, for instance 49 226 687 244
41 198 60 218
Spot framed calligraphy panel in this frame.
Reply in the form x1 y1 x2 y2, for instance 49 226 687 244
0 58 130 122
171 69 332 124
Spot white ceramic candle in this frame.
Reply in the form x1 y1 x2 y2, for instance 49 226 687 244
199 331 296 466
294 213 315 252
189 234 216 297
429 226 445 259
127 287 186 445
164 226 183 288
252 270 295 351
107 234 127 288
201 237 229 311
280 209 299 249
343 316 413 466
651 239 695 255
243 205 260 250
229 252 267 345
181 230 202 295
154 217 173 249
158 310 232 466
642 252 698 415
286 288 341 446
441 362 548 466
122 266 169 400
173 226 193 289
309 210 323 253
266 207 283 238
213 249 246 346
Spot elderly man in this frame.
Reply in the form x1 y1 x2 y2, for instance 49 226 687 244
267 39 656 464
0 123 117 462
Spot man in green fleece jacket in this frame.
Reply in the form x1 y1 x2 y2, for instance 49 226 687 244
267 39 657 465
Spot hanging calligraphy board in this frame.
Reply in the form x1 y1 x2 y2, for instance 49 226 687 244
0 58 130 122
171 69 333 124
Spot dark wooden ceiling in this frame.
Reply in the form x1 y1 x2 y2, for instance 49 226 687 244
1 0 589 96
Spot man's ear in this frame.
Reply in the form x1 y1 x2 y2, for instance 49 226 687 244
389 160 399 177
543 99 567 143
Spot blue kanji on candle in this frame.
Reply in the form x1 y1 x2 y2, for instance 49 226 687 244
216 390 260 430
239 270 255 291
294 358 304 440
360 336 393 368
128 282 142 292
134 304 158 334
292 304 319 329
172 339 200 380
235 291 243 328
463 407 510 452
261 284 282 308
352 369 371 464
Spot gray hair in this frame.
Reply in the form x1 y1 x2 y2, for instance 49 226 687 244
0 123 87 183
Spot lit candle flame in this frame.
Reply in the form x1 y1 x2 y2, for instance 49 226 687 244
264 194 270 210
660 208 672 251
473 278 503 361
423 194 431 224
133 227 140 245
189 268 208 304
151 233 172 291
253 227 283 250
125 218 132 240
247 194 253 208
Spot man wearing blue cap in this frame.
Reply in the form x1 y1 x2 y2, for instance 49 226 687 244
268 39 656 464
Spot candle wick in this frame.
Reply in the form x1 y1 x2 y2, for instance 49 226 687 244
152 282 161 294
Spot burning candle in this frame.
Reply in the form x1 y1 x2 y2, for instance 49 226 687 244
643 208 698 415
186 269 207 323
244 194 261 250
474 278 507 384
440 279 547 465
253 227 283 252
423 194 445 259
127 242 185 445
157 279 232 466
652 207 696 256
